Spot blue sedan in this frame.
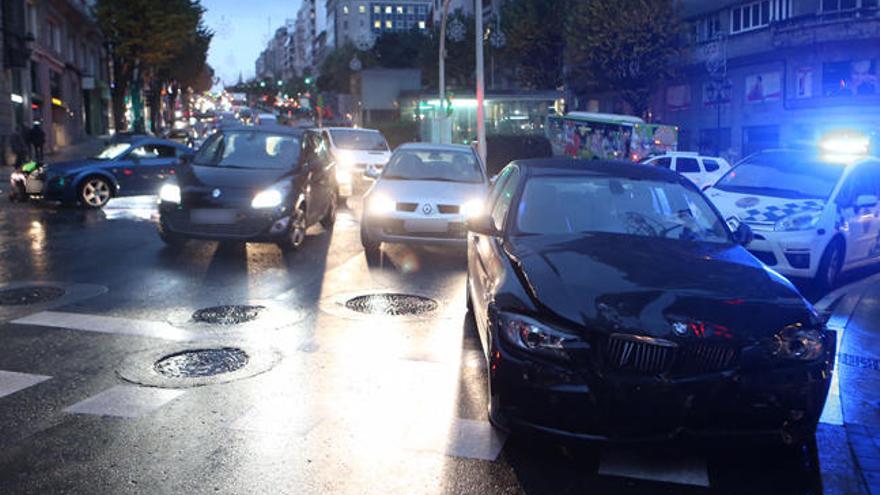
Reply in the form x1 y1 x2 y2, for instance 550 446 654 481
10 137 192 208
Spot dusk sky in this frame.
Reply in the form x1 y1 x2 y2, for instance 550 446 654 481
203 0 304 86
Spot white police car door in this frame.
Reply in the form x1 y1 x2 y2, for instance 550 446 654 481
837 163 880 264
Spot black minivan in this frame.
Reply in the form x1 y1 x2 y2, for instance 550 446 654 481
157 125 338 251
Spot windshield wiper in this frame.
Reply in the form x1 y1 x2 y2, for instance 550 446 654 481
382 175 410 180
420 177 460 183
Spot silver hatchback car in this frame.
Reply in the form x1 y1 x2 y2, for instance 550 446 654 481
361 143 489 258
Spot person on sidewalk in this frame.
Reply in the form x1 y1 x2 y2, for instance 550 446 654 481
28 122 46 162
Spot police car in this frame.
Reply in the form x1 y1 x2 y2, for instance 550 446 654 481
706 148 880 290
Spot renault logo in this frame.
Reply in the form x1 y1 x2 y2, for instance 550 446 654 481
422 203 433 215
212 188 222 199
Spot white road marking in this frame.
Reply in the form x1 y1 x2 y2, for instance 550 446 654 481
64 385 184 418
12 311 194 341
228 398 324 436
0 370 51 399
598 446 710 487
405 418 507 461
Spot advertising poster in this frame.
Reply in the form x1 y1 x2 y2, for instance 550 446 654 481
745 72 782 103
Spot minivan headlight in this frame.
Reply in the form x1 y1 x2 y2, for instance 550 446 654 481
159 184 181 204
251 189 283 209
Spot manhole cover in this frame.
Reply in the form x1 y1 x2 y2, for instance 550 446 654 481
344 293 438 316
191 305 264 325
154 348 249 378
0 286 66 306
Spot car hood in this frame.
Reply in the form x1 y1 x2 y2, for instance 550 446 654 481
335 149 391 166
705 188 827 227
178 164 292 191
371 179 486 204
509 234 815 342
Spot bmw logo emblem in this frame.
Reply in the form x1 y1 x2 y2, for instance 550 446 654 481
212 188 222 199
422 203 433 215
672 322 689 336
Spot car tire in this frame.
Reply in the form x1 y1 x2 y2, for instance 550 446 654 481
360 222 381 261
815 239 844 292
78 176 112 209
320 189 338 230
278 206 307 252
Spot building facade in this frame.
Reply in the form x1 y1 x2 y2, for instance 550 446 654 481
649 0 880 160
255 21 297 82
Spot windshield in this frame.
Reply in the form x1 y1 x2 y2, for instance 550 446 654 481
329 130 388 151
193 131 300 170
715 153 844 200
94 143 131 160
382 149 483 183
516 176 730 243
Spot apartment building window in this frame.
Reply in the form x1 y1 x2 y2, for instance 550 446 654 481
47 21 61 53
359 4 366 13
693 14 721 42
822 0 878 12
373 5 380 13
731 0 790 34
343 4 349 14
385 19 392 28
374 19 381 28
418 20 426 29
26 2 38 39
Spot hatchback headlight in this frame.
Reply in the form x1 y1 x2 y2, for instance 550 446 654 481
368 194 396 215
772 324 825 361
774 212 821 232
159 184 181 204
251 188 283 209
499 312 580 361
461 199 483 219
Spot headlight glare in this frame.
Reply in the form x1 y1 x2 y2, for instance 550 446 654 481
500 313 579 360
159 184 181 204
368 194 396 215
251 189 283 209
774 212 821 232
461 199 483 219
772 324 824 361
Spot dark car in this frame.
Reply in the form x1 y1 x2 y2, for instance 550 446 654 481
157 125 338 251
10 137 191 208
466 159 835 446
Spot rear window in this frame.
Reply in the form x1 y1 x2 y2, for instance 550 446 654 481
676 157 701 173
329 130 388 151
194 131 300 170
703 159 721 172
652 157 672 169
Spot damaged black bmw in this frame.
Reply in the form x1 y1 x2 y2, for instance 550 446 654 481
465 159 835 446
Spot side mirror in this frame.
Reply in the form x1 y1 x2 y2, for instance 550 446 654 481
733 222 754 247
466 214 500 236
855 194 878 209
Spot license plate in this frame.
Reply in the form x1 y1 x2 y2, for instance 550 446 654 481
403 219 448 233
191 209 237 224
25 179 44 194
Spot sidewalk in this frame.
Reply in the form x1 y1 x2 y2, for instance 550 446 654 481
822 274 880 494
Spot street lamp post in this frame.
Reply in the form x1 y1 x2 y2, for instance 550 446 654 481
438 0 453 144
475 0 486 164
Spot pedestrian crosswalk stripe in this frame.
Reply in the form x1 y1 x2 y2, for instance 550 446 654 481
12 311 193 341
64 385 184 418
228 399 325 436
0 370 51 399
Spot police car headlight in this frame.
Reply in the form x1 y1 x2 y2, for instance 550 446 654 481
774 212 821 232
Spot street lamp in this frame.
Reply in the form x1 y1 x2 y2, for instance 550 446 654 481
438 0 453 144
475 0 486 164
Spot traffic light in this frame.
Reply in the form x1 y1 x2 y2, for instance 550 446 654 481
304 77 313 85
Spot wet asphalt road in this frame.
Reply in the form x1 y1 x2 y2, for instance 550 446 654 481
0 193 868 494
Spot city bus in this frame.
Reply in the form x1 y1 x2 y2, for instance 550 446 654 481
546 111 678 161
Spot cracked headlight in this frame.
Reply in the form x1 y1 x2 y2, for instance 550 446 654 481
499 312 581 361
772 324 825 361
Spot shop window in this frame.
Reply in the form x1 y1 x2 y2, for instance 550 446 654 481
742 126 780 157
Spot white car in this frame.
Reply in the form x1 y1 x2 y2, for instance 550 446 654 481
361 143 488 259
321 127 391 199
705 149 880 289
643 152 731 190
